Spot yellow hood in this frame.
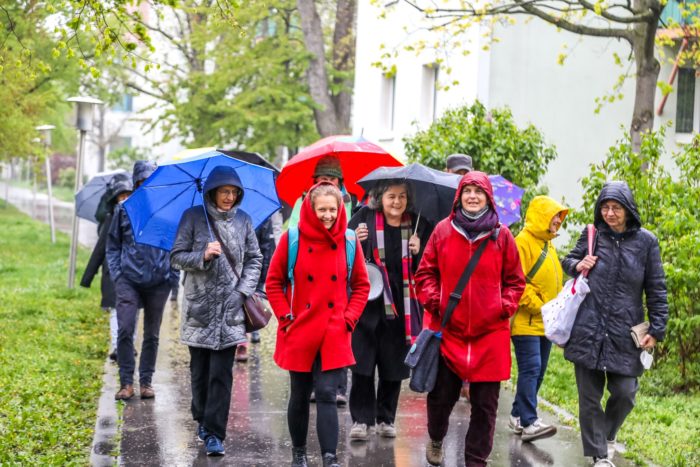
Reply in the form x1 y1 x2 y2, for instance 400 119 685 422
522 196 569 241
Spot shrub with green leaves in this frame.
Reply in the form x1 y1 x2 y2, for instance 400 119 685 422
403 101 557 231
567 125 700 392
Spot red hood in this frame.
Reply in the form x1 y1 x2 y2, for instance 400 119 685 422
450 171 498 221
298 182 348 243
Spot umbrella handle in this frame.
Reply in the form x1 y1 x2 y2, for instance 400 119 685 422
413 212 421 236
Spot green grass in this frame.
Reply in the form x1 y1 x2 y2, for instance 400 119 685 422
0 205 107 464
527 347 700 466
9 179 75 203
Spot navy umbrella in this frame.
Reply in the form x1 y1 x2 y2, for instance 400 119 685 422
123 151 281 251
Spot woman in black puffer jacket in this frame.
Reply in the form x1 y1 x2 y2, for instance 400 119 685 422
562 181 668 467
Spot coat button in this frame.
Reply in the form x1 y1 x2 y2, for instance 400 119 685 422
308 275 313 281
331 244 337 250
331 275 337 281
306 303 311 309
308 247 313 253
328 302 334 308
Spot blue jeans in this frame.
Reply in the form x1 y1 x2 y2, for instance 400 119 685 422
115 278 171 386
511 335 552 427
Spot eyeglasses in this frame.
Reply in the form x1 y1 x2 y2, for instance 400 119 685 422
601 205 624 214
216 189 239 198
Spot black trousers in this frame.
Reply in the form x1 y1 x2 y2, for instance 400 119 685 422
115 279 170 386
427 356 501 467
349 372 402 426
288 356 342 455
574 364 639 458
189 345 237 440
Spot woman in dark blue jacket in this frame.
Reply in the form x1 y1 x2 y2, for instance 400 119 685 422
562 181 668 467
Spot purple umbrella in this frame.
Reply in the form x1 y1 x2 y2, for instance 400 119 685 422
489 175 524 226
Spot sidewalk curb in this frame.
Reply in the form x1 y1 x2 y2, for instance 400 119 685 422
90 358 120 466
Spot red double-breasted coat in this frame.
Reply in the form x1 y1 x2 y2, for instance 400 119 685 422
266 185 370 372
415 172 525 382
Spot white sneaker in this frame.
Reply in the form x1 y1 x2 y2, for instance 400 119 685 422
349 422 369 441
521 418 557 442
377 422 396 438
508 415 523 434
593 457 616 467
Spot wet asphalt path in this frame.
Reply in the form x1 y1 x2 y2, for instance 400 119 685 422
115 302 634 467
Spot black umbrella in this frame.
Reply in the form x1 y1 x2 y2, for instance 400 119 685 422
216 148 292 221
357 163 461 223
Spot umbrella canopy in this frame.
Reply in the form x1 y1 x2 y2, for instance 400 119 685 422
357 165 525 226
489 175 525 227
217 148 280 173
75 169 129 223
275 135 403 206
357 163 461 223
123 151 281 251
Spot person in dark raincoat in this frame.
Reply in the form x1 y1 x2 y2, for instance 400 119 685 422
346 180 432 441
81 174 133 359
107 160 179 401
562 181 668 467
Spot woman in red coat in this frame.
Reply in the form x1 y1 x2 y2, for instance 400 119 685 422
266 183 370 467
415 171 525 467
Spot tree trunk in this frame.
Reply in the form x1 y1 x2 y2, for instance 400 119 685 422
630 18 660 153
297 0 343 137
331 0 357 134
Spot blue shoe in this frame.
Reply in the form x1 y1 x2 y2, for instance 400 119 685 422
205 435 225 456
197 424 209 442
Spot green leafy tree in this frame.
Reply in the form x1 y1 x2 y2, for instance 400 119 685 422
108 146 146 171
567 125 700 392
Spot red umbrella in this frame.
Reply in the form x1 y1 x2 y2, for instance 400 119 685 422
276 135 403 205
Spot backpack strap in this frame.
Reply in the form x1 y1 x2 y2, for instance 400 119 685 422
344 229 356 283
525 241 549 284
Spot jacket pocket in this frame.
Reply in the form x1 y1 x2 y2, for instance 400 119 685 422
185 289 210 327
226 306 245 326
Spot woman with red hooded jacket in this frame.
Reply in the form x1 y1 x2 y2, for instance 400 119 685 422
415 171 525 467
266 183 370 467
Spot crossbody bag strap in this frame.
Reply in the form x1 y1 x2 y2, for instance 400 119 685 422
525 241 549 284
209 216 242 282
441 228 498 328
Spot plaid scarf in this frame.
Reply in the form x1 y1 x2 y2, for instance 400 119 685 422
372 210 423 344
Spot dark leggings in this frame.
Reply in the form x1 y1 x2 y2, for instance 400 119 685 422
288 356 342 455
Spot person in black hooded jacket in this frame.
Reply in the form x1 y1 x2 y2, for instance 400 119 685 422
562 181 668 467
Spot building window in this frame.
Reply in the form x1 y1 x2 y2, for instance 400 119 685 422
420 64 439 126
676 68 695 133
112 94 133 112
379 73 396 133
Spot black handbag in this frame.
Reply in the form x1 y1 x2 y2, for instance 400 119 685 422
404 228 498 393
210 220 272 333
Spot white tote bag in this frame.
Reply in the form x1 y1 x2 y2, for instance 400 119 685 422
542 275 590 345
542 224 596 346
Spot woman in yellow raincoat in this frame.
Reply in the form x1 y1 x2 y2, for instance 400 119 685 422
509 196 568 443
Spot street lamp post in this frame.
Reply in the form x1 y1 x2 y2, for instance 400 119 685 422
67 96 103 289
35 125 56 243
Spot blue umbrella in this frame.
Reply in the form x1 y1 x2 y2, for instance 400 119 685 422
123 151 281 251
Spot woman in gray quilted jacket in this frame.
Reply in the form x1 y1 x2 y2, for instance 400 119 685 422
171 165 262 457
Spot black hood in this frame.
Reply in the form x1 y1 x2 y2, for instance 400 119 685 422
133 160 157 186
107 173 133 203
203 165 244 206
593 181 641 230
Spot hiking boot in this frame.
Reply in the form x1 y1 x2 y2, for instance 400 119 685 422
377 422 396 438
197 424 209 442
425 438 444 466
205 434 225 456
509 415 523 434
322 452 340 467
521 418 557 442
349 422 369 441
336 393 347 407
593 457 616 467
291 446 308 467
250 331 261 343
235 345 249 362
140 385 155 399
115 384 134 400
